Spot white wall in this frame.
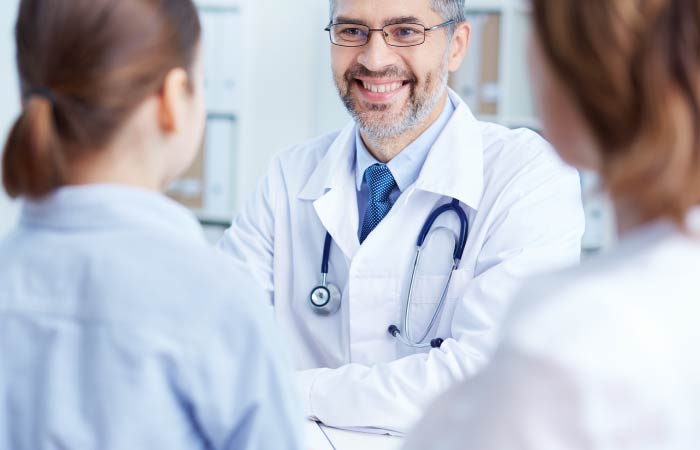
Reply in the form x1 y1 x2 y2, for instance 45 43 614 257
0 0 20 237
234 0 349 208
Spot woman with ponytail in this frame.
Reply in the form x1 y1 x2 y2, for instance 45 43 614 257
0 1 303 449
405 0 700 448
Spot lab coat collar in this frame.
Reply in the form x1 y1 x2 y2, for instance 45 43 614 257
409 88 484 210
298 123 356 201
298 124 361 258
296 89 484 258
21 184 206 243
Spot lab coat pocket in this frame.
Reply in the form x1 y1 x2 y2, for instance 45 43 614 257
407 269 473 344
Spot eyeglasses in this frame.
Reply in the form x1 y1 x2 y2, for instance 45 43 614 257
325 20 455 48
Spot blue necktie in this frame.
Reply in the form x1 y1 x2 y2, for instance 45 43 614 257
360 164 397 243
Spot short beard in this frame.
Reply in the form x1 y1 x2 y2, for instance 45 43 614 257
335 56 450 141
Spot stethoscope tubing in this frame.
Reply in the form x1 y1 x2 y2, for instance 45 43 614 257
310 198 469 349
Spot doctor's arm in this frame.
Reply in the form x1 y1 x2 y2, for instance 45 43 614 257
297 154 585 433
216 157 280 298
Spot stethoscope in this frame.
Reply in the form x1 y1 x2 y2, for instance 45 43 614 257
309 198 468 349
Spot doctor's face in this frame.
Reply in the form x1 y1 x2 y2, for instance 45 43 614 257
329 0 467 139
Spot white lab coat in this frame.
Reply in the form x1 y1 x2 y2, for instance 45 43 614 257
404 212 700 450
218 90 585 433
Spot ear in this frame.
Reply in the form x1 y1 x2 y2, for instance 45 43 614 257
157 67 191 133
447 22 471 72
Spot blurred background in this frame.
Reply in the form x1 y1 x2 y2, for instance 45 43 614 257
0 0 616 252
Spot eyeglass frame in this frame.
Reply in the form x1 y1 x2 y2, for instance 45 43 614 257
324 19 456 48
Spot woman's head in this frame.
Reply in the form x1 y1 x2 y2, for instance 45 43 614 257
2 0 204 198
529 0 700 227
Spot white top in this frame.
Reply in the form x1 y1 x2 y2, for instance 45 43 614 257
0 185 303 450
218 89 585 433
404 212 700 450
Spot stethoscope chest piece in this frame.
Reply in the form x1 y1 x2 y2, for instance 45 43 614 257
309 282 341 315
309 232 342 316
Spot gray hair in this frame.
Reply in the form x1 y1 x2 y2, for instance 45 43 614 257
329 0 466 31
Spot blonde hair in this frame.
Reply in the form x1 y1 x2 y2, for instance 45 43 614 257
531 0 700 226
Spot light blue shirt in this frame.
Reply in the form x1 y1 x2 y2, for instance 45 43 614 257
355 97 456 236
0 185 303 450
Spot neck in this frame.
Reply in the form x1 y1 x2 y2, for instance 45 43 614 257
66 145 166 192
614 198 649 237
361 92 448 164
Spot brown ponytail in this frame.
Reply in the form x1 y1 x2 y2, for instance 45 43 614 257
2 0 202 199
3 96 64 198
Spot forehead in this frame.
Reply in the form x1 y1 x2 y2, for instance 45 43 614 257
333 0 439 24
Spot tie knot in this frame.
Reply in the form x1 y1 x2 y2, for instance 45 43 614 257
364 164 396 203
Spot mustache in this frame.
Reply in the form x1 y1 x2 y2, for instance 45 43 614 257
343 64 417 84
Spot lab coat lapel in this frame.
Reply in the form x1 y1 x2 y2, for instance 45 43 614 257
299 123 361 260
407 90 484 210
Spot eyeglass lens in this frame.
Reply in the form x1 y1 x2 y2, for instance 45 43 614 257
329 23 426 47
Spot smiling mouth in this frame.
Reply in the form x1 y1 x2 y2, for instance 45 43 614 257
356 79 410 94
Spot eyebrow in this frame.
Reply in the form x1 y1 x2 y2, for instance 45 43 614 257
332 15 425 27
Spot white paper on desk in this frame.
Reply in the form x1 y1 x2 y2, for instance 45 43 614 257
324 425 404 437
320 425 404 450
305 420 334 450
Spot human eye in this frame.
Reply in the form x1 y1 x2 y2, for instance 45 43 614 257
334 24 368 42
387 24 424 44
395 27 420 37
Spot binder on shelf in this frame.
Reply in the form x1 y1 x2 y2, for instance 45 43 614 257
449 12 501 117
167 141 205 210
479 14 501 115
200 8 242 115
167 115 238 220
579 171 617 252
450 14 484 109
202 115 238 217
167 4 243 222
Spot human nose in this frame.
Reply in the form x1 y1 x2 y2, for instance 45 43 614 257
356 30 399 72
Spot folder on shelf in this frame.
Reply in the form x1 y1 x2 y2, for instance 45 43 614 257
449 12 501 117
479 14 501 115
167 141 205 209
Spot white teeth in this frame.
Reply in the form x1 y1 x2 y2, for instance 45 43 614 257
362 81 404 94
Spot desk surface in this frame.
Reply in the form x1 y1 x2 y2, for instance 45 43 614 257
305 420 403 450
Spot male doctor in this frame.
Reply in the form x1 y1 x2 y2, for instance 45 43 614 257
219 0 584 433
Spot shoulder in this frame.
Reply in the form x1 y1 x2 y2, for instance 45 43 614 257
272 129 343 171
94 231 273 337
470 121 581 219
0 227 274 349
145 238 269 315
251 129 345 199
478 121 573 182
500 248 663 368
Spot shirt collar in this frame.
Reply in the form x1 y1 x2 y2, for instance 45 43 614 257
354 97 455 191
20 184 205 243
